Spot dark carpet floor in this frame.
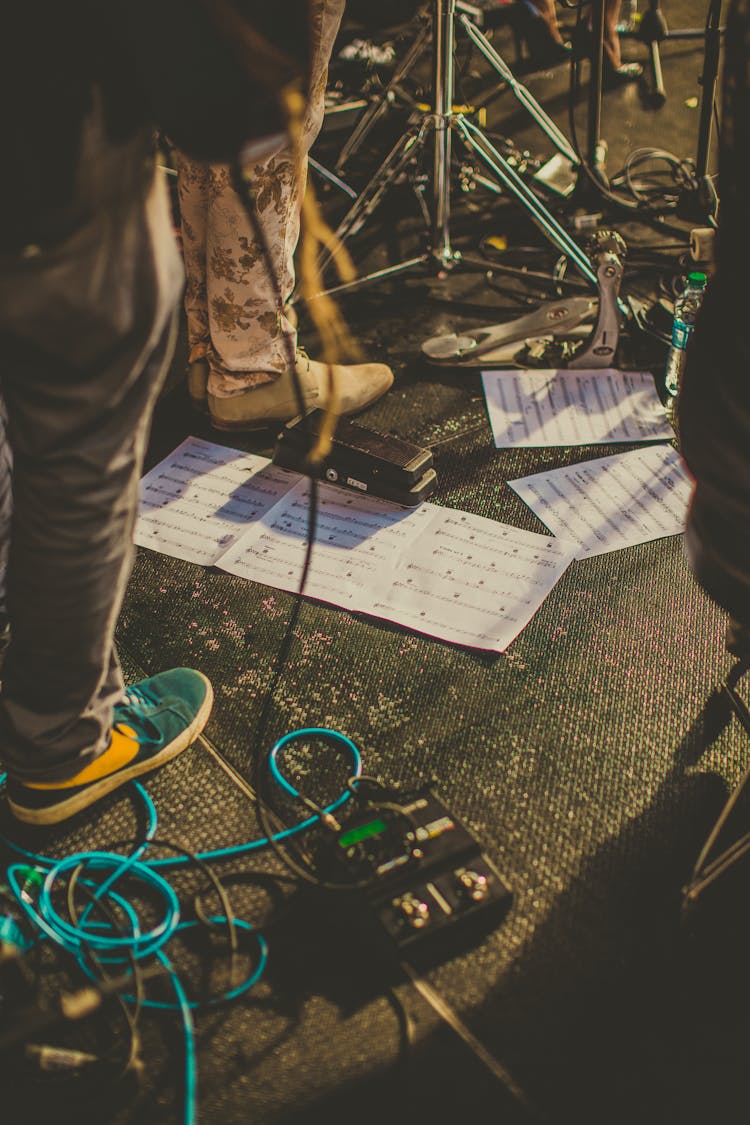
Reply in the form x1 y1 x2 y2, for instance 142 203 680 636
4 3 748 1124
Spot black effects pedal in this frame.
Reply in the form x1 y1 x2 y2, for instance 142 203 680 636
272 409 437 506
338 784 512 960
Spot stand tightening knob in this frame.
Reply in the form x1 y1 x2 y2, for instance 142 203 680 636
587 229 627 263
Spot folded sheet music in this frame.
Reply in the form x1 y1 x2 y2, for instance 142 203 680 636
136 437 575 652
481 368 673 447
508 443 693 558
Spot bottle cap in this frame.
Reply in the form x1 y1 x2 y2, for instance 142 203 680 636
687 271 707 287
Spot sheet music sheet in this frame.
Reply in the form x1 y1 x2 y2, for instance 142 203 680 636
508 444 693 558
218 477 436 608
135 437 575 652
135 437 299 565
370 508 576 652
222 491 574 652
481 368 673 447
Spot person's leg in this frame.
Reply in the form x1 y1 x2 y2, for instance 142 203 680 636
603 0 623 68
174 154 213 407
574 0 642 80
203 0 347 392
200 156 292 390
525 0 568 48
0 395 12 638
679 0 750 653
176 0 393 430
0 126 209 797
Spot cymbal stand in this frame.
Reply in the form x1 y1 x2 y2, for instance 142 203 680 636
319 0 598 300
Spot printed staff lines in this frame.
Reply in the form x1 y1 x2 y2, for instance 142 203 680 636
137 436 575 652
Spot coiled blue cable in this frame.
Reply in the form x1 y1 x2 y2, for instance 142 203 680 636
0 728 362 1125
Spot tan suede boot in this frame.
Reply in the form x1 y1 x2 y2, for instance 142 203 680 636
207 352 394 432
187 359 210 412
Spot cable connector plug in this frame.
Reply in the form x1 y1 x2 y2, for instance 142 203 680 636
319 812 341 833
26 1044 99 1072
60 987 101 1021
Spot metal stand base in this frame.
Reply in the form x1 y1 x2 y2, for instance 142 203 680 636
319 0 595 300
621 0 713 106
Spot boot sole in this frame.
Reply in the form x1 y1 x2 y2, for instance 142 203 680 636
8 675 214 826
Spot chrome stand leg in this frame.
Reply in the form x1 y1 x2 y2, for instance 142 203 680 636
314 0 593 299
335 21 431 172
458 13 579 167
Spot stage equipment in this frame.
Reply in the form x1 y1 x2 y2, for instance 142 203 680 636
683 660 750 913
679 0 723 223
318 0 598 300
332 2 516 174
620 0 723 222
273 409 437 505
689 226 716 269
422 295 598 365
565 230 625 367
620 0 714 106
421 229 626 367
583 0 723 223
331 781 512 959
333 5 432 171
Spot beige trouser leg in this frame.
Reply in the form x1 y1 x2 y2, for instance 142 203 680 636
175 0 345 397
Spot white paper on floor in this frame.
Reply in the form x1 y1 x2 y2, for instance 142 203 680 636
136 437 576 652
136 437 299 566
508 443 693 559
481 368 673 448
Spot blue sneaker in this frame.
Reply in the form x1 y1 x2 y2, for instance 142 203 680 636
6 668 213 826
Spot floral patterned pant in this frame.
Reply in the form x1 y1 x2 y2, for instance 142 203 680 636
175 0 345 397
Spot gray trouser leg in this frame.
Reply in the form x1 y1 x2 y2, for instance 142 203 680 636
0 397 11 614
0 162 183 783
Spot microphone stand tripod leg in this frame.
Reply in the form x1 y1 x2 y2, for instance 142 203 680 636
586 0 609 190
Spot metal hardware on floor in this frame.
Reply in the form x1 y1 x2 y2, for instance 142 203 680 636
420 228 626 367
316 0 595 300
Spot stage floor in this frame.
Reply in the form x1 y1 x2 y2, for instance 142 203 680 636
4 3 748 1123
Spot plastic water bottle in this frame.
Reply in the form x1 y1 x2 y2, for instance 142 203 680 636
664 271 707 398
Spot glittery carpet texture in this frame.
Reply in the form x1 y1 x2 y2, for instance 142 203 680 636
7 3 750 1120
107 407 748 1123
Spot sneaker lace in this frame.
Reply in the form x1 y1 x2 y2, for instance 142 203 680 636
122 684 159 709
113 685 163 746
